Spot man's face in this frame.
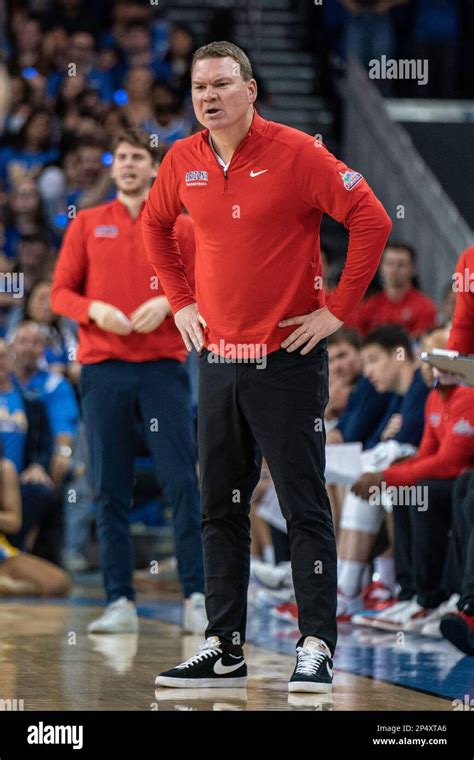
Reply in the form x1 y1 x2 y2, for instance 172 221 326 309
12 325 45 368
191 57 257 132
381 247 414 290
70 33 94 67
18 241 47 269
362 344 399 393
78 147 102 186
328 341 361 384
125 67 153 98
13 180 39 214
111 141 157 195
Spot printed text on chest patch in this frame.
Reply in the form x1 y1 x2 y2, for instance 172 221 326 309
94 225 119 238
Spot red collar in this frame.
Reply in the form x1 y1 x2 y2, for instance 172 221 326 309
113 197 146 221
200 107 267 151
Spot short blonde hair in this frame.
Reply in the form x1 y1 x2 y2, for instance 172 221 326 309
192 41 253 82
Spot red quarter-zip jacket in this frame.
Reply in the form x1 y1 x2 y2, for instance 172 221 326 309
345 286 437 339
447 246 474 355
142 109 392 357
384 385 474 486
51 199 195 364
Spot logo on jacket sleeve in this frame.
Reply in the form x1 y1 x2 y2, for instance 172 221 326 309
94 225 119 238
185 170 209 187
339 171 363 190
453 418 474 436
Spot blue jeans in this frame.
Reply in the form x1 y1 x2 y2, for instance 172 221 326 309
80 359 204 603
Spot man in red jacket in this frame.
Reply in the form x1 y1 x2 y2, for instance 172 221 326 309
142 41 392 693
345 242 437 338
352 372 474 633
447 245 474 355
51 128 205 635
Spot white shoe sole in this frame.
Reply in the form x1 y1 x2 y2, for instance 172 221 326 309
288 681 333 693
155 676 248 689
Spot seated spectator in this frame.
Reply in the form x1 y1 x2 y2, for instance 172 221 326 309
0 337 62 565
0 452 69 596
327 328 393 447
3 75 33 139
4 178 48 258
351 337 474 633
0 109 60 192
9 321 79 488
362 325 429 449
9 15 42 71
46 31 114 103
5 234 55 335
440 468 474 655
100 0 169 62
66 139 109 209
345 242 438 339
142 81 193 148
8 281 79 383
336 325 430 619
114 20 171 86
123 66 155 127
163 23 195 97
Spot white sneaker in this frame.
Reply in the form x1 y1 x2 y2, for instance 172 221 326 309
337 591 364 622
366 599 422 631
419 595 460 637
250 560 293 590
183 592 208 634
87 597 139 634
63 551 89 573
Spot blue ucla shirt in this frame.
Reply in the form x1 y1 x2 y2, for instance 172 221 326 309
0 386 28 472
15 370 78 438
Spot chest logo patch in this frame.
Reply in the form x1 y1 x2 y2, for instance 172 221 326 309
94 225 119 238
185 171 209 186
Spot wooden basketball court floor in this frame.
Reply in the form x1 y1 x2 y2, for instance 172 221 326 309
0 575 473 711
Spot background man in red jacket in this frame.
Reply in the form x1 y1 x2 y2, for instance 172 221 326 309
447 245 474 355
142 41 392 693
51 128 205 635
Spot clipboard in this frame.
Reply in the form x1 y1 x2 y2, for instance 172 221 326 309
421 349 474 386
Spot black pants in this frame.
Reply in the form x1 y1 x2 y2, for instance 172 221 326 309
444 470 474 613
198 342 337 653
393 478 455 608
271 526 291 563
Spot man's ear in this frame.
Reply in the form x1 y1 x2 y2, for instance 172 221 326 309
248 79 257 104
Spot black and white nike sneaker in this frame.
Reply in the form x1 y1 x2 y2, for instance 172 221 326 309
155 636 247 688
288 637 333 693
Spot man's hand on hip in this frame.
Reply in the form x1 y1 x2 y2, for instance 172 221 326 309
279 306 343 354
175 303 207 353
88 301 133 336
130 296 171 333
